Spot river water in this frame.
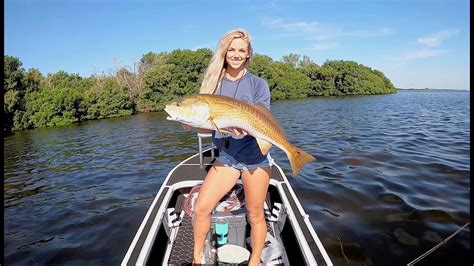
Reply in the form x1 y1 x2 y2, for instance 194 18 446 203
4 89 470 265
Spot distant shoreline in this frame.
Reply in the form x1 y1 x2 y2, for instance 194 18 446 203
397 88 469 91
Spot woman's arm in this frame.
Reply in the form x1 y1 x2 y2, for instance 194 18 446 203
253 78 271 110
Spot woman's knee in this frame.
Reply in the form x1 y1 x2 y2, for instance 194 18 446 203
194 201 213 218
247 206 265 225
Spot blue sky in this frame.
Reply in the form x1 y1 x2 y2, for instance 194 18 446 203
5 0 470 90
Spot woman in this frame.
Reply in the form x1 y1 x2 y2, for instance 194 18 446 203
187 28 272 265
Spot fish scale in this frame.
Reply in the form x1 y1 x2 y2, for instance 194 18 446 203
208 97 285 142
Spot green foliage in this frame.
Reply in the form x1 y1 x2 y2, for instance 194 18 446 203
4 90 20 114
140 53 175 111
23 68 43 94
299 55 317 70
322 60 397 95
4 90 20 132
270 62 312 100
83 77 134 120
281 53 301 68
140 52 162 72
166 48 212 95
4 56 24 94
43 71 92 92
4 56 26 133
139 48 212 111
248 54 279 95
4 50 396 133
248 54 275 83
24 87 84 128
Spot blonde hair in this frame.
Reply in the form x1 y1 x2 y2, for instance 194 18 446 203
199 28 253 94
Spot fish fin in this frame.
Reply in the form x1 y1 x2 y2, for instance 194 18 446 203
288 147 316 176
209 117 221 133
255 138 273 155
208 118 233 134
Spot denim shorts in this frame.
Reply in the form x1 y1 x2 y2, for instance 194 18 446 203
216 151 273 171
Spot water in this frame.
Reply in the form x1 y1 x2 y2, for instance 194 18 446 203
4 90 470 265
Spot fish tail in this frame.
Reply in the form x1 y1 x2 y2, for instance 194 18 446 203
288 146 316 176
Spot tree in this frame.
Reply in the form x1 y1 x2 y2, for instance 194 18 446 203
270 61 312 100
322 60 396 95
24 87 84 128
281 53 301 68
298 56 318 71
138 48 212 111
83 77 133 120
23 68 43 94
4 56 25 132
140 53 175 111
42 71 92 93
166 48 212 95
4 56 24 93
115 65 144 104
248 54 277 91
140 52 160 72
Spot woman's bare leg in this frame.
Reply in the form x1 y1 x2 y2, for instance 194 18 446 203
241 167 271 266
193 162 241 263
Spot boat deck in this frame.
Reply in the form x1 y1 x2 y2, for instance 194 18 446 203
122 148 332 265
165 149 328 265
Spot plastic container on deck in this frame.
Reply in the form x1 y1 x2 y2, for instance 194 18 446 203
211 209 247 247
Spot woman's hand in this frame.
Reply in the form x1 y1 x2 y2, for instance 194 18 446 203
232 127 248 136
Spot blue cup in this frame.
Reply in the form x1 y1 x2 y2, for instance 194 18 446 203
215 217 229 245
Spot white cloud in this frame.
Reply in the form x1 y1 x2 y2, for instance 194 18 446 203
402 49 447 60
344 27 394 38
248 2 283 12
383 48 448 64
262 18 323 33
261 17 393 40
417 29 460 47
383 29 458 64
304 42 341 51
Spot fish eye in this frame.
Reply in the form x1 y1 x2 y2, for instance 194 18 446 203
176 102 180 107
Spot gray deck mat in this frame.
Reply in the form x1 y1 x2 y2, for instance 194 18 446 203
168 215 277 265
168 215 195 264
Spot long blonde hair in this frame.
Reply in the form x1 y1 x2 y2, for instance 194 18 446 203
199 28 253 94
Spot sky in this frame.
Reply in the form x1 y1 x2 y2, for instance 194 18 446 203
4 0 470 90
